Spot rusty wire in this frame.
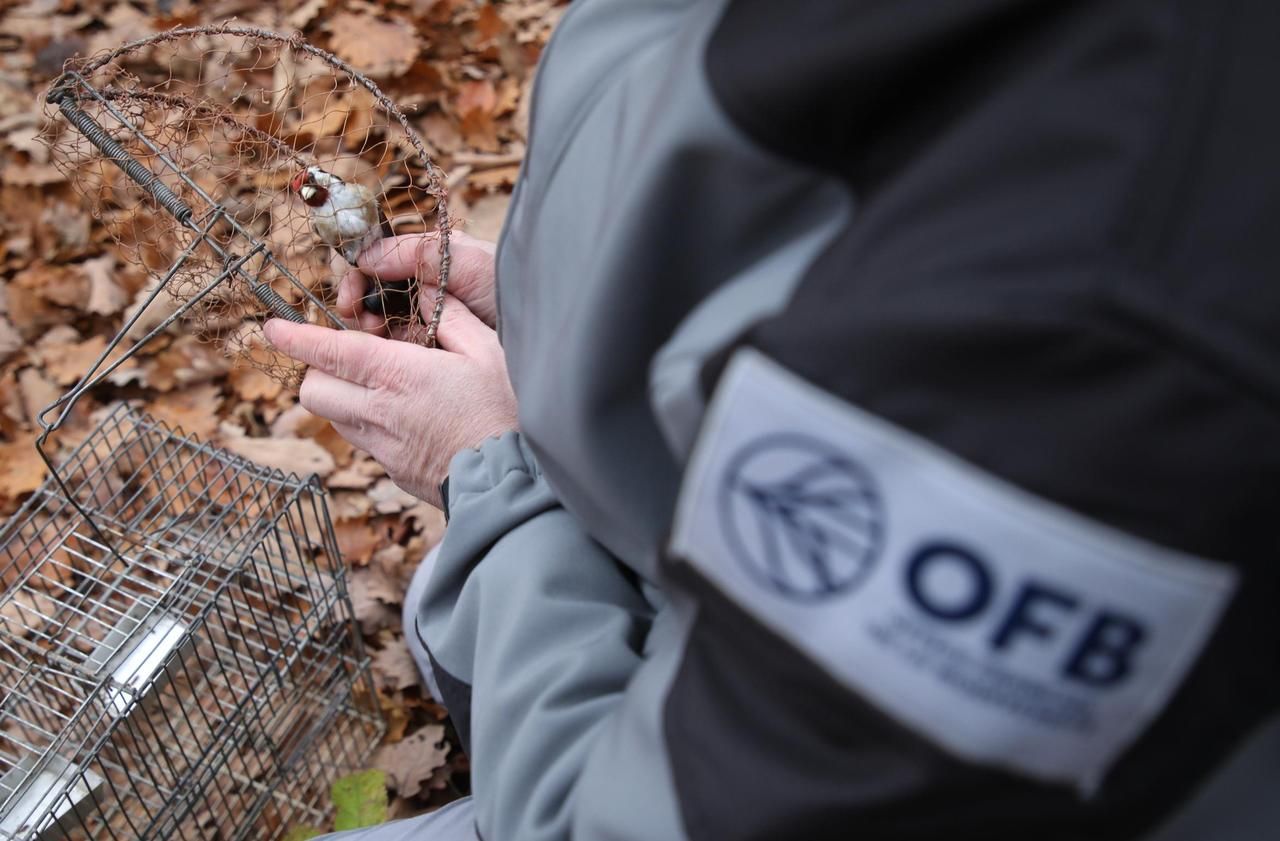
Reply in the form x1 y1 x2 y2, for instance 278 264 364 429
40 23 453 394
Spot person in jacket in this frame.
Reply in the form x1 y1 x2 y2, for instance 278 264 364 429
267 1 1280 838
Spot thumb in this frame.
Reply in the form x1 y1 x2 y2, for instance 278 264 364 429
263 319 388 386
433 294 499 357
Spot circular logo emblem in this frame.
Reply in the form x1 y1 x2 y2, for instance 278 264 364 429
718 433 883 601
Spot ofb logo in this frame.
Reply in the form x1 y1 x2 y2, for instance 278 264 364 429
718 433 883 600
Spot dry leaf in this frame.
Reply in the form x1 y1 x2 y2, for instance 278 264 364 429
458 106 499 150
406 503 446 546
16 367 59 426
123 276 183 342
350 563 402 605
32 263 84 308
83 254 127 316
0 376 24 435
420 112 462 155
144 335 230 392
372 543 407 570
381 691 412 743
270 402 323 438
475 3 508 42
334 519 381 567
0 316 20 364
36 334 132 387
456 79 497 116
146 383 224 440
0 433 47 503
7 265 75 336
218 421 336 478
368 478 421 515
287 0 328 29
466 164 520 190
0 0 557 813
1 161 66 186
371 640 421 691
330 490 373 522
373 724 449 798
327 13 422 78
328 453 385 489
349 565 403 634
228 361 283 402
461 193 511 241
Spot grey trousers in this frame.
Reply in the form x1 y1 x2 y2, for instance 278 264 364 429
319 549 480 840
316 797 477 841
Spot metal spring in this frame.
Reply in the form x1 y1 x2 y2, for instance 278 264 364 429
53 92 194 226
250 282 307 323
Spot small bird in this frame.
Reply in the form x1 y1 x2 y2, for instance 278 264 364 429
290 166 411 317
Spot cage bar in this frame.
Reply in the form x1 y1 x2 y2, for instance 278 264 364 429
0 407 383 840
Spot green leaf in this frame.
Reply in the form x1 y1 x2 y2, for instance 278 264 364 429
281 828 323 841
331 769 388 831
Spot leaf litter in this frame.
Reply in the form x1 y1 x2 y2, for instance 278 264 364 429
0 0 563 827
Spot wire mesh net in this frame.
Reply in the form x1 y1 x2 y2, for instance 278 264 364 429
0 405 383 840
40 23 453 388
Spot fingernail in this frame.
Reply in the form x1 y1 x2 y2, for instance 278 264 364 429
263 319 281 345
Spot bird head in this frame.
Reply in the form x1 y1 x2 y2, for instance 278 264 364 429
290 166 335 207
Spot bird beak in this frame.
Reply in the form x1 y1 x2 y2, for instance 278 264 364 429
289 170 306 193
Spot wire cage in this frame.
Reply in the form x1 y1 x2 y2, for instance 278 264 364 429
0 22 458 838
38 22 453 394
0 405 384 840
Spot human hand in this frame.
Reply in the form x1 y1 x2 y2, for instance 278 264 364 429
337 230 497 334
263 294 517 507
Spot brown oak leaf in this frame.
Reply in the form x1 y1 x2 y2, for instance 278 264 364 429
373 724 449 799
371 640 421 692
0 433 47 504
327 13 422 78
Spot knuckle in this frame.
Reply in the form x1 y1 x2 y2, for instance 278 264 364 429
313 334 338 373
329 334 366 383
298 372 321 409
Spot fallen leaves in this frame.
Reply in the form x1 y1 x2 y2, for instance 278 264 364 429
228 359 284 402
374 724 450 799
218 421 336 478
146 382 223 440
0 318 20 363
84 254 127 316
15 367 58 425
372 639 421 692
335 518 382 566
327 13 422 79
0 0 562 825
0 432 47 504
367 478 421 515
349 564 403 636
331 769 389 831
36 332 137 387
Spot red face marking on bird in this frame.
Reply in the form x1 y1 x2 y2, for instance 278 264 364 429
291 168 328 207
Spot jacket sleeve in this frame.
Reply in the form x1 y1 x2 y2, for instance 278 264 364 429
415 0 1280 837
415 432 660 841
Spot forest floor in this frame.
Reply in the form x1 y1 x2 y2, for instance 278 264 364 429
0 0 563 828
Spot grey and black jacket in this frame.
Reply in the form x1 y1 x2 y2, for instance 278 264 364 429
417 1 1280 839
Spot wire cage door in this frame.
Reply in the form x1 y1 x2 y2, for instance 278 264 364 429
0 406 384 840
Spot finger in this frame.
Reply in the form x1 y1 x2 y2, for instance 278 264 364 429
336 267 391 334
298 369 375 428
359 232 498 326
358 230 492 278
263 319 390 386
335 267 365 319
433 293 500 357
329 419 377 458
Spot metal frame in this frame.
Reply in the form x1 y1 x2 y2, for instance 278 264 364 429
0 25 459 837
1 407 384 840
